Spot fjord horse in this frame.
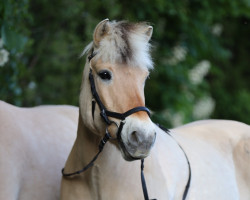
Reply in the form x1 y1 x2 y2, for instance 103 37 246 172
0 102 78 199
60 19 250 200
0 19 249 200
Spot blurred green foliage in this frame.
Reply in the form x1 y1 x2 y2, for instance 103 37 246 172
0 0 250 127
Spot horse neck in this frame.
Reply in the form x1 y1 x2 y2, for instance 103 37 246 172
62 111 137 198
63 112 102 172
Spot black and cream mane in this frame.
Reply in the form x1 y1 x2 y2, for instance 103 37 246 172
83 21 153 70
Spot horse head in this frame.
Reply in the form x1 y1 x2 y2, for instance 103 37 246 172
79 19 156 161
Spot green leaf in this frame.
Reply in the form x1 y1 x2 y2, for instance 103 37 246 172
1 23 28 52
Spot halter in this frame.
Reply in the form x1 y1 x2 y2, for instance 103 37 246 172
62 50 191 200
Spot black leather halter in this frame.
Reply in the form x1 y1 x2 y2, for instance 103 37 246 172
61 50 191 200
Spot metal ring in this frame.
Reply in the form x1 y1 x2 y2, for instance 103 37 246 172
110 120 119 129
105 127 113 140
105 120 119 140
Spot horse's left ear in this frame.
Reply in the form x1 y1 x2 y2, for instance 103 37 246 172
145 26 153 42
93 19 110 47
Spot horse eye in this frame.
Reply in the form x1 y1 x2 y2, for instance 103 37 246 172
98 70 112 81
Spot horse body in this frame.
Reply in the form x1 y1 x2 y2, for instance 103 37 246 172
0 101 78 200
60 19 250 199
1 102 250 200
171 120 250 199
1 19 250 200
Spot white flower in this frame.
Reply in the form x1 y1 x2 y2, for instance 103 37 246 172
171 112 184 127
28 81 37 90
0 38 3 48
162 109 184 127
193 96 215 119
211 24 223 36
189 60 211 85
0 49 10 67
166 45 188 65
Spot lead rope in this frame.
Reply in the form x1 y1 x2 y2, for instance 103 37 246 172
141 159 157 200
62 130 111 176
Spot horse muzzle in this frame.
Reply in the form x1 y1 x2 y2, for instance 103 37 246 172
117 117 156 161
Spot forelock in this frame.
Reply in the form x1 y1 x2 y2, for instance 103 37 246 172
83 21 153 70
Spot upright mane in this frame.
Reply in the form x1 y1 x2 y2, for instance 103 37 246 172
83 20 153 70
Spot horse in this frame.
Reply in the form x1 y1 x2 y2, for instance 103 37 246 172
0 19 249 200
60 19 250 200
0 102 78 199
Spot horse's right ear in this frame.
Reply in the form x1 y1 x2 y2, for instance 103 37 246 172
93 19 110 47
145 26 153 42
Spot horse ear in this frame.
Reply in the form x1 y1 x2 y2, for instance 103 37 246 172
93 19 110 47
145 26 153 42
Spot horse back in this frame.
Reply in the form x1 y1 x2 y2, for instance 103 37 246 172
0 101 78 200
172 120 250 199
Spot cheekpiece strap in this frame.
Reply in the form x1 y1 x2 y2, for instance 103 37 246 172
89 69 111 125
88 49 96 62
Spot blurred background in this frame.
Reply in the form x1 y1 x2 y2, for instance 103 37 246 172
0 0 250 128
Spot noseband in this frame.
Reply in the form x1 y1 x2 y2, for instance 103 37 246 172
61 51 191 200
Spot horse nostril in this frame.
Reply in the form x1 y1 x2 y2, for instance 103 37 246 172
132 131 139 143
